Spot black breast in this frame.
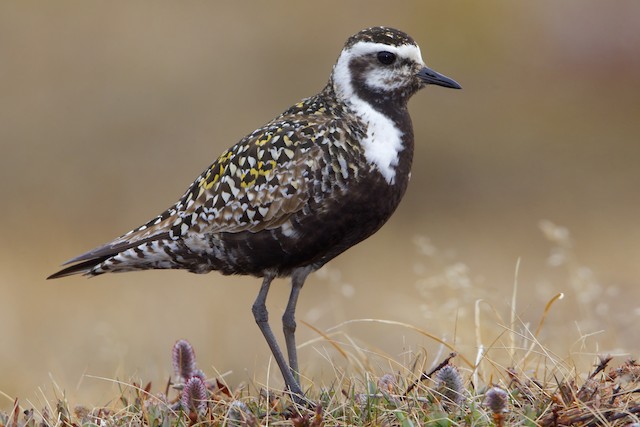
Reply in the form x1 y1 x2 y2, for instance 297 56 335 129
211 123 414 277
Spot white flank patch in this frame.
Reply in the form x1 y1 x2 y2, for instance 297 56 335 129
280 221 299 237
332 41 424 184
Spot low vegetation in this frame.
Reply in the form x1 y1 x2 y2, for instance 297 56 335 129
1 337 639 426
2 222 637 425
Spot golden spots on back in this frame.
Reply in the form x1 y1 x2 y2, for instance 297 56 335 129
255 133 272 147
199 171 211 186
240 159 277 188
163 117 352 236
258 159 276 172
240 169 259 188
200 163 227 190
218 149 233 163
199 149 234 191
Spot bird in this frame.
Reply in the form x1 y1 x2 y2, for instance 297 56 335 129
48 26 461 403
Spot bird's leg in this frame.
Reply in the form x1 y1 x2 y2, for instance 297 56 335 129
282 267 311 382
252 272 305 402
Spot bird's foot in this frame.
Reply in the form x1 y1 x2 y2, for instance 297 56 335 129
284 397 322 422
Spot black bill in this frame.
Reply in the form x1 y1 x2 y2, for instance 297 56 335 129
417 66 461 89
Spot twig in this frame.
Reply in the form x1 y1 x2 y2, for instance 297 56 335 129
588 355 612 380
583 403 640 427
404 352 457 396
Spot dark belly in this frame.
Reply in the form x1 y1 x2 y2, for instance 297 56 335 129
208 175 406 277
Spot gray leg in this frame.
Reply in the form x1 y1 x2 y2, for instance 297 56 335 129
252 272 305 402
282 267 311 383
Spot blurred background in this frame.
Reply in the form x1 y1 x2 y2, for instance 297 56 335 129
1 1 639 410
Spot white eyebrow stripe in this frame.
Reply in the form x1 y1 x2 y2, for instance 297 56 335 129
344 42 425 66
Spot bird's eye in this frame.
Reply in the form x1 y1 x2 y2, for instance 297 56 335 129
377 51 396 65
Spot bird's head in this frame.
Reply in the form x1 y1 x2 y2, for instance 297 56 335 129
332 27 461 108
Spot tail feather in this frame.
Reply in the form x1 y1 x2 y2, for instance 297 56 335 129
48 232 172 279
62 232 171 265
47 256 110 279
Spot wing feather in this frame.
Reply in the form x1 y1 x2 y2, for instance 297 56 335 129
182 124 323 235
51 121 328 274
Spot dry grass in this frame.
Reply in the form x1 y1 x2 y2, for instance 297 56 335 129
2 222 638 426
2 340 639 426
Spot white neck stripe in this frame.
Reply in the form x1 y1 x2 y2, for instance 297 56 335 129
331 41 419 185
